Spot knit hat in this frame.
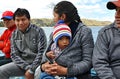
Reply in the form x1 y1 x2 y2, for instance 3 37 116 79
53 20 72 45
107 0 120 10
1 11 14 19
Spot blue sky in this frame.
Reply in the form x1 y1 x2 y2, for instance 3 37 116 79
0 0 116 22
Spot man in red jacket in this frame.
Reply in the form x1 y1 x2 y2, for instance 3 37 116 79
0 10 16 66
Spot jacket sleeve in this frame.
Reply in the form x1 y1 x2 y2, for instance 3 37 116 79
67 27 94 77
11 31 30 71
2 40 11 55
29 28 47 73
0 41 4 50
92 31 116 79
0 30 7 50
41 33 53 65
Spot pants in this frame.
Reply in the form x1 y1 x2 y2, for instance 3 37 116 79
40 72 76 79
0 62 25 79
0 56 12 66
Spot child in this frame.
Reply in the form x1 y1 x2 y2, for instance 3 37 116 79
40 20 75 79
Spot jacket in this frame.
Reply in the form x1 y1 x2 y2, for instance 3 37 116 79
93 22 120 79
11 24 47 73
0 25 16 58
41 22 94 77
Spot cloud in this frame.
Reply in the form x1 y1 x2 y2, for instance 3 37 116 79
0 0 115 21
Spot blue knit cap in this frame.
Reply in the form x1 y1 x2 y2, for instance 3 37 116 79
53 20 72 45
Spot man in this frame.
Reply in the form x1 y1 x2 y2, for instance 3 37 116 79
92 0 120 79
0 10 16 65
0 8 47 79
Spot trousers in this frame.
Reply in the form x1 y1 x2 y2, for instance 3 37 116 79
0 62 25 79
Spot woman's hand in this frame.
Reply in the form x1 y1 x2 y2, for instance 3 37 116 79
41 61 56 74
42 61 67 76
51 62 67 76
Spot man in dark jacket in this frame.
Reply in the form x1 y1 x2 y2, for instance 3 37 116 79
93 0 120 79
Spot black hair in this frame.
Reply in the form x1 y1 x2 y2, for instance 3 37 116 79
13 8 30 20
54 1 82 23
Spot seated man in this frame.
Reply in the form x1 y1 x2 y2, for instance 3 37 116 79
0 8 47 79
0 10 16 66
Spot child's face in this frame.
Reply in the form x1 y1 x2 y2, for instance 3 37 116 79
58 36 70 50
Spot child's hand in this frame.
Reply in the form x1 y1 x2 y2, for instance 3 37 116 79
46 51 55 59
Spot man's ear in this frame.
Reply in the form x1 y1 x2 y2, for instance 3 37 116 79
61 13 66 20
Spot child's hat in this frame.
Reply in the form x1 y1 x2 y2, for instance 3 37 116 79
53 20 72 45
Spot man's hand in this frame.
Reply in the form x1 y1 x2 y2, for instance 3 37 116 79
25 70 34 79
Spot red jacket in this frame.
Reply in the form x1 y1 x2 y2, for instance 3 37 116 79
0 25 16 58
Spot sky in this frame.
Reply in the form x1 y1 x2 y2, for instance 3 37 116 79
0 0 116 22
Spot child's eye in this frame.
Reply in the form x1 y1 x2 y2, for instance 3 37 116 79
59 37 62 40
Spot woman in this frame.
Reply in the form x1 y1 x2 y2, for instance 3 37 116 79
40 1 94 79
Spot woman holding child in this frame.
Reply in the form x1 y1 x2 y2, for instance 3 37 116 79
40 1 94 79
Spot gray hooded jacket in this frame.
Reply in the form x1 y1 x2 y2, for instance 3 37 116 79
93 22 120 79
11 24 47 73
41 23 94 77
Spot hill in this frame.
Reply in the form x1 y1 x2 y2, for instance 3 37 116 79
0 18 112 27
30 18 112 27
81 19 112 26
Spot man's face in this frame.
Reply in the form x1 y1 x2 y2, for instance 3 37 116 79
14 15 30 32
2 18 15 28
115 7 120 28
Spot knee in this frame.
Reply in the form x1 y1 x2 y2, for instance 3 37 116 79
0 66 7 74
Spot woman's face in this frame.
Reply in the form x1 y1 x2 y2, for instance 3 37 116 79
53 12 61 23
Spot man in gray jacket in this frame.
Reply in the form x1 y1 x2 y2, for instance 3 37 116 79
92 0 120 79
0 8 47 79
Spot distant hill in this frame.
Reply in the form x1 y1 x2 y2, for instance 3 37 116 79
31 18 55 27
0 18 112 27
31 18 112 27
81 18 112 26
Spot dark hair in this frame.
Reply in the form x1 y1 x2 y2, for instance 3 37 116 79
13 8 30 20
54 1 82 23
